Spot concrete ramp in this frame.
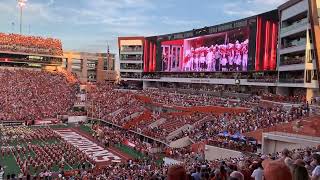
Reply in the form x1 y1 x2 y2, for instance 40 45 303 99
121 112 142 122
169 137 193 148
148 118 166 128
205 145 242 160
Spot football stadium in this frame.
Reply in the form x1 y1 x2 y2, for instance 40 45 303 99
1 0 320 179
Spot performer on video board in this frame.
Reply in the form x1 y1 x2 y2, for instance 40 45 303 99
234 40 242 71
214 44 220 72
199 48 206 71
184 50 192 71
242 39 249 71
193 49 200 72
220 45 228 71
171 53 176 70
190 48 195 71
227 43 235 71
206 45 214 71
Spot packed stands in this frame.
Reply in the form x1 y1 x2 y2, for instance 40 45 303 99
87 82 146 127
0 68 78 122
0 74 317 179
69 123 320 180
86 83 310 154
138 88 259 108
262 92 306 104
0 33 63 56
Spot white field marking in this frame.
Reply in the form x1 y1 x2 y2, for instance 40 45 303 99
55 129 122 163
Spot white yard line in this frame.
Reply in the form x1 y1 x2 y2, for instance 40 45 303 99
70 128 129 160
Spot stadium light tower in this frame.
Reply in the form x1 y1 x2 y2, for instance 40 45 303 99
17 0 27 34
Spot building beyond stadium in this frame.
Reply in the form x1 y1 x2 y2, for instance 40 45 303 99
63 51 117 83
118 0 320 102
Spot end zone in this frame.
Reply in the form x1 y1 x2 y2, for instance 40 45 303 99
55 129 122 165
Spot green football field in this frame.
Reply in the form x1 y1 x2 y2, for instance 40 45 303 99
0 125 89 177
0 123 162 177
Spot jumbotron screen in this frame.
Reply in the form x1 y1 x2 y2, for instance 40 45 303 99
143 10 278 73
161 28 249 72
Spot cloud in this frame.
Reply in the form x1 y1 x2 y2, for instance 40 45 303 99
247 0 288 6
2 0 290 54
222 0 288 18
223 3 258 17
160 16 201 26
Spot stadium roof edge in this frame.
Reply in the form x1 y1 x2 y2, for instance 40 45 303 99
143 9 278 39
278 0 303 10
118 37 145 40
0 50 63 58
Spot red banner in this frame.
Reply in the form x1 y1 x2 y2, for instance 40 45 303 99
123 139 136 148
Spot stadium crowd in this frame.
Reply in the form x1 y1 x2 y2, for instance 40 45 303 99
262 91 307 104
91 125 157 155
0 69 318 179
138 88 259 108
86 83 309 150
64 135 320 180
140 104 307 153
0 33 63 56
0 69 78 122
70 122 320 179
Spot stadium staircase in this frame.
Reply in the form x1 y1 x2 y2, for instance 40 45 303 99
120 112 142 123
148 118 166 128
123 111 153 129
109 108 124 117
165 115 212 141
166 124 193 141
166 116 212 141
160 119 188 134
157 112 194 133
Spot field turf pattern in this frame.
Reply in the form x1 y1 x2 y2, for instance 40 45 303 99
0 125 89 177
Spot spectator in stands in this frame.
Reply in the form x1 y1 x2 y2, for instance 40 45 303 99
262 159 292 180
230 171 244 180
218 165 228 180
238 161 251 180
251 161 264 180
167 165 187 180
311 154 320 180
191 166 201 180
292 164 309 180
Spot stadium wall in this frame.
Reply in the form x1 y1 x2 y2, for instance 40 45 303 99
262 132 320 154
68 116 87 123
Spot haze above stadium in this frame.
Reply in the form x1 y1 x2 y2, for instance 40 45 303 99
0 0 287 53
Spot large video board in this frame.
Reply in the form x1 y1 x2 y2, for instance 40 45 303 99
143 10 278 73
161 28 249 72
